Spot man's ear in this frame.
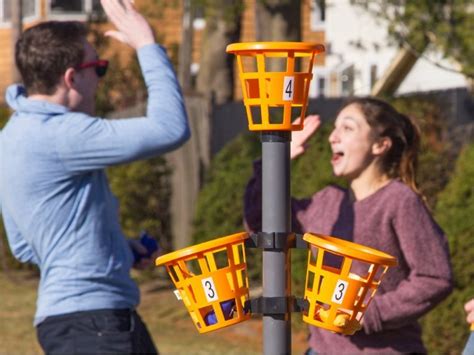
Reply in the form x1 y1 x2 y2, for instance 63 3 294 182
64 68 76 90
372 136 392 156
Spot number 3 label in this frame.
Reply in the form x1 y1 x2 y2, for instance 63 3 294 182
201 277 218 302
282 76 295 101
331 280 349 304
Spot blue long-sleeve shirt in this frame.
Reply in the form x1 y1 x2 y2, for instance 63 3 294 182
0 44 190 325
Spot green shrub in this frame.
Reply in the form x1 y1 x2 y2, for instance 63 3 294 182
107 157 173 250
421 142 474 354
192 133 261 279
391 97 452 208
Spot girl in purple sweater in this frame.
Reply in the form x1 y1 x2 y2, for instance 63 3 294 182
244 97 453 354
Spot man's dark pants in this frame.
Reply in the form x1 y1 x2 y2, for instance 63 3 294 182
37 309 158 354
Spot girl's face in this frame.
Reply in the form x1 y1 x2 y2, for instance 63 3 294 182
329 104 378 179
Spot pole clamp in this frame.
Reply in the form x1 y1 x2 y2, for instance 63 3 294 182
245 296 309 315
245 232 308 250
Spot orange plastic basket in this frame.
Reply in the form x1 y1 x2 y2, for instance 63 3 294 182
302 233 397 335
156 232 250 333
226 42 325 131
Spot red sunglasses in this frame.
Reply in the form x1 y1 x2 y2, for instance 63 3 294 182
76 59 109 78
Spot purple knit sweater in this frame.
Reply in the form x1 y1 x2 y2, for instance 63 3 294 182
244 161 453 354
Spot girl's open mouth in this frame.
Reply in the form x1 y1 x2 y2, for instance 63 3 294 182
331 152 344 164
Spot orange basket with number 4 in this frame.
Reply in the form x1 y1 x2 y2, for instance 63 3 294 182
156 232 250 333
226 42 325 131
302 233 397 335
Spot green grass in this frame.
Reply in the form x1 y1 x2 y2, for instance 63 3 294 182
0 271 309 354
0 272 42 354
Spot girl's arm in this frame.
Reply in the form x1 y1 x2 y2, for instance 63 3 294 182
362 192 453 334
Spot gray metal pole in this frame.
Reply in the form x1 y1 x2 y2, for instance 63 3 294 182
261 131 291 355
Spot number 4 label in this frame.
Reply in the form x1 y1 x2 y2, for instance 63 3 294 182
282 76 295 101
201 277 219 302
331 280 349 304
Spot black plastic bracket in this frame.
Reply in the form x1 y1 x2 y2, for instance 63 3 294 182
245 232 293 250
245 232 308 250
244 296 309 315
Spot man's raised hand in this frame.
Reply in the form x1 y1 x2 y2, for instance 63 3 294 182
101 0 155 49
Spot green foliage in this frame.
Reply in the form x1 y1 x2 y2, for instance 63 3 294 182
421 142 474 354
192 133 261 279
107 157 173 251
193 133 260 242
391 96 452 208
352 0 474 78
435 144 474 238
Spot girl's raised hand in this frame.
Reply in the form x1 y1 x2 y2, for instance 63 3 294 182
290 115 321 160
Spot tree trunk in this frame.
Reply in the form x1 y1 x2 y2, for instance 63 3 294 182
255 0 301 72
178 0 194 93
196 0 243 105
255 0 301 41
11 0 22 83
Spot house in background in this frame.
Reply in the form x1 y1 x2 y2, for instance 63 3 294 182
309 0 470 98
0 0 326 102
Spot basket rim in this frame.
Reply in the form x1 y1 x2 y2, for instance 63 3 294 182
156 231 249 266
226 41 325 54
303 233 398 266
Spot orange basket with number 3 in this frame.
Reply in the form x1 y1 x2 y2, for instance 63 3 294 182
302 233 397 335
156 232 250 333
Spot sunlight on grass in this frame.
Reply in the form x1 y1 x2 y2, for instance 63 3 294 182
0 272 42 354
0 272 309 354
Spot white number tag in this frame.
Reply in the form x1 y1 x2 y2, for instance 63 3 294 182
282 76 295 101
331 280 349 304
201 277 218 302
173 289 182 300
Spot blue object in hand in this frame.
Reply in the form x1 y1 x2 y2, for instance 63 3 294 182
204 300 236 325
133 231 159 264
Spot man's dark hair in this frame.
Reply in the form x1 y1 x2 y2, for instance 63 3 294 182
15 21 88 95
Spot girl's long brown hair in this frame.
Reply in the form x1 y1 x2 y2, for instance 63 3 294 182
343 97 423 197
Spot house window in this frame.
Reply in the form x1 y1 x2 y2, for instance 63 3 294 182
1 0 38 23
317 77 326 97
310 0 325 31
340 65 354 96
310 68 328 98
50 0 84 13
48 0 103 19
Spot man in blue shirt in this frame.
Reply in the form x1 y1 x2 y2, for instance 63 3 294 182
0 0 190 353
